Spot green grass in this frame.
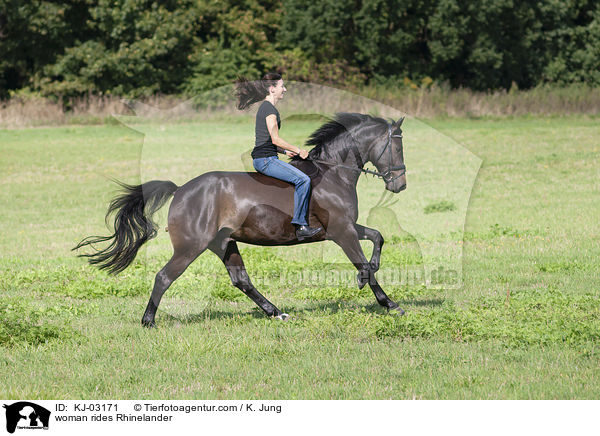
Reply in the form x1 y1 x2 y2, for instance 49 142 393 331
0 115 599 399
424 200 457 214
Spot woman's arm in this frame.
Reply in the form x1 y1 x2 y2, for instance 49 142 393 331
266 114 309 158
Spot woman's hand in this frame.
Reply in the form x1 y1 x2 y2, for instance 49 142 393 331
284 147 308 159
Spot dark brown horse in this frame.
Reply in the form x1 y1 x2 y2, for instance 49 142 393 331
74 113 407 327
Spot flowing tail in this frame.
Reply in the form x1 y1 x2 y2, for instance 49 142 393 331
73 180 179 274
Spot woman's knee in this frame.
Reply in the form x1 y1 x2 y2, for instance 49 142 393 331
297 173 310 187
295 176 311 198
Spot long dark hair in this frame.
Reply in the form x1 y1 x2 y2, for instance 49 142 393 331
235 73 282 110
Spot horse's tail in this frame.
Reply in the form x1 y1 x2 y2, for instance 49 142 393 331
73 180 179 274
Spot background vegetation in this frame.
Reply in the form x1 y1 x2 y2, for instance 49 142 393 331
1 1 598 400
1 116 599 398
1 0 599 101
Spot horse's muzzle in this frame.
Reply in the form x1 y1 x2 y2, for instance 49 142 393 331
385 174 407 193
386 182 406 193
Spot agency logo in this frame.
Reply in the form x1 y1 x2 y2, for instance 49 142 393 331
3 402 50 434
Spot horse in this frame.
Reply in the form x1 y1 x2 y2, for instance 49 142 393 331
73 113 407 327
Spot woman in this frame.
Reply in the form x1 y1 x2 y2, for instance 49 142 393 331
236 73 322 240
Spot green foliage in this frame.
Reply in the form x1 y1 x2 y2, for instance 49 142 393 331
373 289 600 348
3 263 151 299
293 286 364 301
36 0 199 99
538 261 589 273
0 0 89 99
278 0 356 63
423 200 456 214
1 117 600 398
278 0 434 84
427 0 535 89
281 0 600 89
182 0 281 95
0 302 74 347
210 278 246 302
539 2 600 86
1 0 599 99
264 48 366 89
488 223 523 238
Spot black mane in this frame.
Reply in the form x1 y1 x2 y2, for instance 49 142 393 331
291 113 389 161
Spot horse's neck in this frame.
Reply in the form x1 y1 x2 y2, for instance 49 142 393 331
320 141 364 187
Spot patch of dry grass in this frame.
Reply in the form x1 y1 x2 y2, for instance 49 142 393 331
1 85 599 129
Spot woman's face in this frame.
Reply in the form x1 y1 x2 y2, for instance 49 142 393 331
270 79 287 102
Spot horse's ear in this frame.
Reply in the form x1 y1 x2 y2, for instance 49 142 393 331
394 117 405 127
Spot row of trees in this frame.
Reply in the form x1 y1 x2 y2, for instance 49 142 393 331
1 0 598 100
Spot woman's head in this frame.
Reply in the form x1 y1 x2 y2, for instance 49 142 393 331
236 73 283 110
267 77 286 104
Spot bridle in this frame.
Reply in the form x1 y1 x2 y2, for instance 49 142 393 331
308 123 406 184
369 124 406 183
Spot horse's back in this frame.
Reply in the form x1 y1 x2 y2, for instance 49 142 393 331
181 170 295 191
169 171 295 232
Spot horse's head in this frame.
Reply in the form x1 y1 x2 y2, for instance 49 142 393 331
302 113 406 192
367 117 406 193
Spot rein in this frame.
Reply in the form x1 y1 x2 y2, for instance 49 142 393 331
307 124 406 183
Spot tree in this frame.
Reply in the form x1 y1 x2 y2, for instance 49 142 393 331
182 0 282 95
36 0 199 98
0 0 89 99
538 0 600 86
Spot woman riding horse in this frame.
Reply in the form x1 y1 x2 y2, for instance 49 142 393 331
236 73 322 240
74 106 407 326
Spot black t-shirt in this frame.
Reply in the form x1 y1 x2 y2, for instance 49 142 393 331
252 100 281 159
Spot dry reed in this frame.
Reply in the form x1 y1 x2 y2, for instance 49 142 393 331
1 85 598 129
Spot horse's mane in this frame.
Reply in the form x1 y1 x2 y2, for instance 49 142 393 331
291 113 389 161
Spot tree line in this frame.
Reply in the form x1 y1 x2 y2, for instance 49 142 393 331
1 0 598 100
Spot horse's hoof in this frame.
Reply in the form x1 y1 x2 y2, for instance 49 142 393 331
142 319 156 328
274 313 290 321
389 306 405 316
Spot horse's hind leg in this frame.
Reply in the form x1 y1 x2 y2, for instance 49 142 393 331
210 237 287 319
141 250 200 327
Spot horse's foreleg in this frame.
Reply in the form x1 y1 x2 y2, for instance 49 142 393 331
211 238 287 319
354 224 384 272
142 251 199 327
331 226 403 314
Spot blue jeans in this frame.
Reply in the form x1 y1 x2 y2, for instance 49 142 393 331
253 156 311 226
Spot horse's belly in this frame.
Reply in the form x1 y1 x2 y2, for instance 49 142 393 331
229 204 297 245
203 171 326 244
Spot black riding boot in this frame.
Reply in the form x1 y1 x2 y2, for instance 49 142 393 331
295 224 323 240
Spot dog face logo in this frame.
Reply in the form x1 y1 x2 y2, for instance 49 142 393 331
3 402 50 433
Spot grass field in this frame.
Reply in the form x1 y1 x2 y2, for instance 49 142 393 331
1 114 599 399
